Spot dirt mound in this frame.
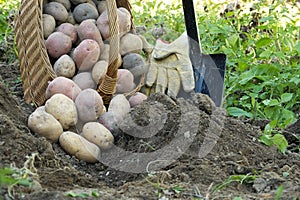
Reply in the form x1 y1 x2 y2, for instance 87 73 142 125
0 62 300 199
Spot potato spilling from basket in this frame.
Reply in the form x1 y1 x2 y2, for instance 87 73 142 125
28 0 149 163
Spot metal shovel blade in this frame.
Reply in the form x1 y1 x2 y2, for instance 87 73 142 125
182 0 226 107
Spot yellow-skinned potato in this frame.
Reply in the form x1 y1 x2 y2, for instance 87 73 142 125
45 93 78 130
72 72 96 90
42 14 56 38
51 0 71 10
92 60 108 83
44 2 68 23
81 122 114 150
28 107 63 142
120 33 143 56
59 131 100 163
108 94 130 120
53 54 76 78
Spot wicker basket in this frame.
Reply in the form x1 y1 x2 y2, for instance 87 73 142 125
14 0 142 107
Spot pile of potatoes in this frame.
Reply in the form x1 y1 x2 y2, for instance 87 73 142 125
27 0 149 163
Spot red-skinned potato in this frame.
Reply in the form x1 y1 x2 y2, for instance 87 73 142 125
45 76 82 101
77 19 103 45
44 2 68 22
42 14 56 38
98 111 122 132
53 54 76 78
128 92 148 107
75 88 104 123
45 93 78 130
73 3 99 23
46 32 72 58
56 23 78 44
116 69 135 94
96 7 131 40
73 39 100 71
59 131 100 163
28 107 63 142
72 72 96 90
81 122 114 150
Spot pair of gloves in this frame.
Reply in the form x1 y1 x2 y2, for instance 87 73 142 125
144 32 195 98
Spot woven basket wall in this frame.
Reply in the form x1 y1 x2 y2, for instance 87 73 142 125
14 0 136 107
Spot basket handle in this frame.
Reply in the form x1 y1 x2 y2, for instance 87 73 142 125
97 0 122 105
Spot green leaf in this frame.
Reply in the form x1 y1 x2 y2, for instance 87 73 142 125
227 107 253 118
259 134 272 146
256 37 272 48
280 93 293 103
262 99 280 106
271 134 288 154
295 42 300 54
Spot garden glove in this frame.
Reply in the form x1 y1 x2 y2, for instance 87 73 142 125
145 31 195 98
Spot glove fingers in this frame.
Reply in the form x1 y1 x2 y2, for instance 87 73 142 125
177 58 195 92
145 62 158 87
167 69 180 98
156 67 168 94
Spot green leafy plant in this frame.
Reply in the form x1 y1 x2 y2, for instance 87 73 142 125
66 190 100 198
212 174 257 193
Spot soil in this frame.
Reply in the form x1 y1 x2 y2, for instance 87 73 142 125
1 45 300 200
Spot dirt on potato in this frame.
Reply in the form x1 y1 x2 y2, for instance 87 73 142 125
1 52 300 200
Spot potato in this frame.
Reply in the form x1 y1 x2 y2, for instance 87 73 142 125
116 69 135 94
72 72 96 90
59 131 100 163
53 55 76 78
77 19 103 45
122 53 147 79
81 122 114 150
44 2 68 22
75 88 104 123
56 23 78 44
28 108 63 142
108 94 130 120
73 3 99 23
42 14 56 38
45 76 82 100
70 0 88 5
73 39 100 71
92 60 108 83
97 1 106 14
99 44 109 63
120 33 143 56
46 32 72 58
45 94 78 130
96 7 131 40
128 92 147 107
66 11 76 25
50 0 71 10
98 111 121 132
